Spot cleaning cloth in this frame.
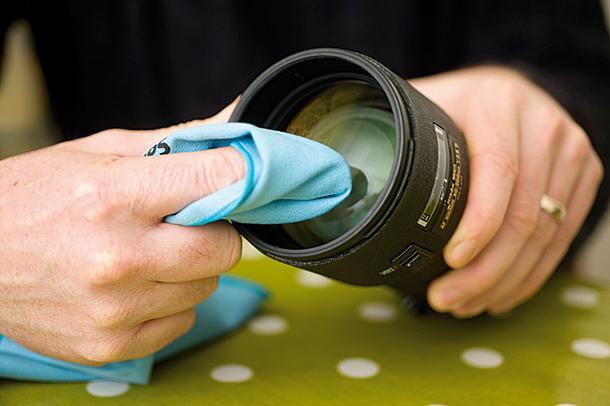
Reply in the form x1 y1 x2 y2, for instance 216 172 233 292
0 122 352 384
150 123 352 226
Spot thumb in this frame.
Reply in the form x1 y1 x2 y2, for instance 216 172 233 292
107 146 246 220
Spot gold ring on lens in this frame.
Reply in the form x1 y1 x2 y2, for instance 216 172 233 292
540 194 567 223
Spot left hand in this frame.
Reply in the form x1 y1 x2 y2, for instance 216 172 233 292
409 66 604 317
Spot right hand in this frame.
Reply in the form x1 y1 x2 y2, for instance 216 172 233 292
0 103 245 365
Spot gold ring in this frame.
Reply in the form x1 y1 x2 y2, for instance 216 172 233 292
540 194 567 223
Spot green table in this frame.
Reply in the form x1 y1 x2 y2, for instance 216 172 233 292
2 242 609 405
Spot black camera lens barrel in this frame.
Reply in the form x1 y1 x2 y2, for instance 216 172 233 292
230 48 469 297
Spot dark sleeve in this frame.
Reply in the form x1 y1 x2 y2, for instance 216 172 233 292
464 0 610 260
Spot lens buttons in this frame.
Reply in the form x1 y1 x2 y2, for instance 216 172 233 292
385 244 435 274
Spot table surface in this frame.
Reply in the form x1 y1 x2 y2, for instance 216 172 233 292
2 241 610 405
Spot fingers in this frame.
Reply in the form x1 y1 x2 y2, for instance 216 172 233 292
442 84 521 270
75 222 237 363
70 99 245 222
434 104 566 315
446 130 584 315
101 146 246 220
482 126 589 313
429 87 522 310
133 278 218 323
78 307 197 365
79 222 233 363
79 274 216 363
76 98 239 156
140 221 242 283
490 151 603 312
124 309 197 361
413 67 602 319
460 212 559 316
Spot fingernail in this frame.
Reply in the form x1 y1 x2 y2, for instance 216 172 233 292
450 239 476 266
432 288 463 309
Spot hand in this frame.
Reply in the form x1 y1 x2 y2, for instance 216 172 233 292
410 66 604 317
0 102 244 364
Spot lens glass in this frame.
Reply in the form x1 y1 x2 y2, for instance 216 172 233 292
282 81 396 247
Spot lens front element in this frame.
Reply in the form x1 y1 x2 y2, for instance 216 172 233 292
283 82 396 247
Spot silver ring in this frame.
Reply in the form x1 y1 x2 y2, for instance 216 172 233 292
540 194 567 223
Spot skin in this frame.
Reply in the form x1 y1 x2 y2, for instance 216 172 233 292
0 103 245 365
0 66 603 364
409 66 604 318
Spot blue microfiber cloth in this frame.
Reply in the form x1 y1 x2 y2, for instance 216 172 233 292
156 123 352 226
0 123 352 384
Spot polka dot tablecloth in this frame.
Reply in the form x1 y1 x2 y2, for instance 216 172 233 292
2 240 610 405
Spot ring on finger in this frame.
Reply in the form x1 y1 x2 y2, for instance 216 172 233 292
540 194 567 223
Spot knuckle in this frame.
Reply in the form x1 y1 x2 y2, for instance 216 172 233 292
223 226 242 269
495 80 525 105
530 216 557 248
470 206 503 242
79 128 126 148
212 225 242 271
565 138 590 167
95 128 126 138
77 335 130 364
88 249 135 286
571 125 590 144
87 300 134 330
537 106 564 142
473 149 519 185
506 202 539 237
190 225 241 274
488 151 519 182
96 128 126 141
468 270 497 295
77 158 126 222
475 274 497 293
196 149 245 194
591 153 605 184
187 234 216 266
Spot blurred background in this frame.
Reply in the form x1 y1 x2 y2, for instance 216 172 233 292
1 13 609 284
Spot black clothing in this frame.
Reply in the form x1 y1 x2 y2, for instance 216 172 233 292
2 0 610 257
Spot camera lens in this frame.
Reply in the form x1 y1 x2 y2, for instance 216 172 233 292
230 48 469 298
282 82 396 247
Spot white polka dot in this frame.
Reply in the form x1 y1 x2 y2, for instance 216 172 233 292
296 269 332 288
210 364 253 383
461 347 504 369
248 314 287 335
358 302 397 322
241 239 264 260
86 381 130 397
561 286 599 309
571 338 610 359
337 357 380 379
